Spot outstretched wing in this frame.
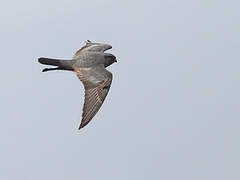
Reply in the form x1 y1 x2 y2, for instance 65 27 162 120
73 41 112 58
74 64 113 129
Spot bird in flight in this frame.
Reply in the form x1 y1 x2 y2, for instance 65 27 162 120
38 40 117 129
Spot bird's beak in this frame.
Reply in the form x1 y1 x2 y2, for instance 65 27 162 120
114 59 117 63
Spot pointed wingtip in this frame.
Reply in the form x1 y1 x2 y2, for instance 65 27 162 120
78 121 89 130
78 124 84 130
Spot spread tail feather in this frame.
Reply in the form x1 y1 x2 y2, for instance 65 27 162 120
42 67 73 72
38 57 75 71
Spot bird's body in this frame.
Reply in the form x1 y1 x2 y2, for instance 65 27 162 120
38 41 117 129
39 52 115 70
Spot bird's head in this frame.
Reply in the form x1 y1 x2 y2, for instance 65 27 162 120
104 53 117 67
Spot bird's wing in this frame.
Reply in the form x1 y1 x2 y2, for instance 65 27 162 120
73 42 112 58
74 64 113 129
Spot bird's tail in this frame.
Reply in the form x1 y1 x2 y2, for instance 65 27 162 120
38 57 75 72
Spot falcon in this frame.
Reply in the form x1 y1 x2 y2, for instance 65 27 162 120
38 41 117 129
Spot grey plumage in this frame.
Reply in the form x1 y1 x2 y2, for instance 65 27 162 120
73 40 112 58
38 41 117 129
39 52 115 69
38 58 75 71
75 64 113 129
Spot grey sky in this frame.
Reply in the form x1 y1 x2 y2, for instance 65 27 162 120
0 0 239 179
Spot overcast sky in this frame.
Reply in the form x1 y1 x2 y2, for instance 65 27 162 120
0 0 239 179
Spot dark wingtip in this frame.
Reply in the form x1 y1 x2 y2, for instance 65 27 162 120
78 121 89 130
78 124 84 130
105 45 112 51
